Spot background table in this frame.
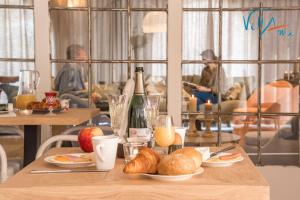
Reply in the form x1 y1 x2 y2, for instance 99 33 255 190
0 108 99 166
185 132 241 146
0 146 269 200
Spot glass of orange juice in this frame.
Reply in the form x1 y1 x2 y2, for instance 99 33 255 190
154 115 175 147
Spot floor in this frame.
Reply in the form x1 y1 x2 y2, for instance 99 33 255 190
258 166 300 200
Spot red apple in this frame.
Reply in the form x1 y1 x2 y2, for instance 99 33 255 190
78 127 103 152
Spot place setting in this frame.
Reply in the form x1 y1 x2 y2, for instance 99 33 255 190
30 108 243 183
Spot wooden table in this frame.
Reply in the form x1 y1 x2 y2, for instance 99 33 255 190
0 108 99 166
0 146 269 200
185 132 241 146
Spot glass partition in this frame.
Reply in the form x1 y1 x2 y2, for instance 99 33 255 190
49 0 168 112
182 0 300 165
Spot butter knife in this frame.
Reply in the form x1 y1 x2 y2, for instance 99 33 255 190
30 169 108 174
209 145 236 158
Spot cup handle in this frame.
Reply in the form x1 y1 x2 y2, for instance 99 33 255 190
95 144 105 162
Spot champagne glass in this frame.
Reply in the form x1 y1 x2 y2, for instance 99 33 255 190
45 92 57 116
108 94 127 139
144 95 160 147
144 95 160 131
154 115 175 147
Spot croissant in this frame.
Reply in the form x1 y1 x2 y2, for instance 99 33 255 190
123 147 160 174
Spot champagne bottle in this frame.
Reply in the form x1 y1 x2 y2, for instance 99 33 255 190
128 66 149 140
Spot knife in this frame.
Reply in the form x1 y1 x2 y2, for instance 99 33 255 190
209 145 236 158
30 169 108 174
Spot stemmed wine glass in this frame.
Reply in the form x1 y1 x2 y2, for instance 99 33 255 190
108 94 127 140
144 95 160 147
45 91 57 116
154 115 175 148
144 95 160 131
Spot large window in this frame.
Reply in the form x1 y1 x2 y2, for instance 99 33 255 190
0 0 35 103
182 0 300 165
1 0 298 166
49 0 167 112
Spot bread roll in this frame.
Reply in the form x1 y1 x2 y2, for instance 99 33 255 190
157 154 196 175
173 133 182 145
171 147 202 168
168 133 183 154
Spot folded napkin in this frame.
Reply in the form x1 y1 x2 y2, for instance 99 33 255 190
195 147 210 161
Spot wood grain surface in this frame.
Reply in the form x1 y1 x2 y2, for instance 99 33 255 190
0 108 100 126
0 146 269 200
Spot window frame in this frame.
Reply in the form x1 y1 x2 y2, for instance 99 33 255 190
48 0 169 109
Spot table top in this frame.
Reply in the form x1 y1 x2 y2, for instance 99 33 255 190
0 108 100 126
0 146 269 200
0 76 19 83
185 132 241 146
234 102 279 113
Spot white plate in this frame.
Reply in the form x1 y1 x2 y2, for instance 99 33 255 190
202 153 244 167
142 167 204 181
44 153 95 168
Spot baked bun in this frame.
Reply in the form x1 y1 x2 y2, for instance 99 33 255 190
157 154 196 175
168 133 183 154
173 133 182 145
171 147 202 168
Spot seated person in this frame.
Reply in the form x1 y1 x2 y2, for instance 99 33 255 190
54 44 90 108
188 49 227 110
0 76 19 104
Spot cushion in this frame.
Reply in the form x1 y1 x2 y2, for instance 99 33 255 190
192 75 201 85
223 82 243 101
92 84 120 100
182 75 193 82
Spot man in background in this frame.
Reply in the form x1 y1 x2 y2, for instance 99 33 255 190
54 44 89 107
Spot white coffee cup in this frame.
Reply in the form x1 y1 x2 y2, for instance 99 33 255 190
92 135 120 171
175 127 187 147
8 103 13 112
60 99 70 109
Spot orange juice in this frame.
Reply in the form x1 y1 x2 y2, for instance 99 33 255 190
154 126 175 147
16 94 36 110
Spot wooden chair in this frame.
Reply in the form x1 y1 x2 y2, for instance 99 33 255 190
36 135 78 159
0 144 8 183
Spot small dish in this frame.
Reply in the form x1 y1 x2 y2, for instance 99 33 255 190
141 167 204 181
18 109 33 116
0 110 9 114
44 153 95 168
32 108 63 114
202 153 244 167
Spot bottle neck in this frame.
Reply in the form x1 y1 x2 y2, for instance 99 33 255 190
134 71 145 95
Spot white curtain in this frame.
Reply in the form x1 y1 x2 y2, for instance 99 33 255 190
0 0 34 77
50 0 300 87
50 0 167 85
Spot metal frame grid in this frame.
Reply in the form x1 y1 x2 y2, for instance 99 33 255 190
182 0 300 165
1 1 299 165
0 3 35 64
49 0 169 108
